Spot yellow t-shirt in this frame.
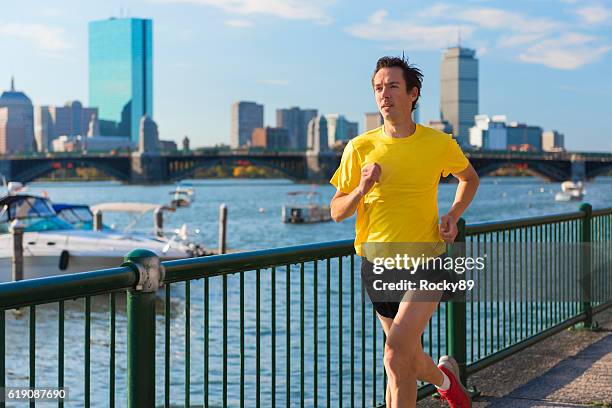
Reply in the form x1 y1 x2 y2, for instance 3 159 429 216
330 124 469 259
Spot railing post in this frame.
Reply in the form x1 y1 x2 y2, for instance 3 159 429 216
122 249 165 408
93 209 103 231
154 207 164 237
447 218 467 384
579 203 593 328
10 220 24 282
218 203 227 254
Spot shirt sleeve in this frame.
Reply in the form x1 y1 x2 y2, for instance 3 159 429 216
442 136 470 177
330 140 361 194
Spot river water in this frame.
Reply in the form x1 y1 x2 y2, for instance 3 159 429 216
3 177 612 406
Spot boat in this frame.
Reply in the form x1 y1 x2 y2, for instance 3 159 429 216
0 185 203 282
52 202 105 230
554 181 585 202
282 191 331 224
169 186 195 208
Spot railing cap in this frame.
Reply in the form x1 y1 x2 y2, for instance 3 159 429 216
122 249 165 292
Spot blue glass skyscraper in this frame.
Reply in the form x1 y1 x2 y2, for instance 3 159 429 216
89 18 153 143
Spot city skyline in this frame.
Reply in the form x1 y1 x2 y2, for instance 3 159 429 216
0 0 610 151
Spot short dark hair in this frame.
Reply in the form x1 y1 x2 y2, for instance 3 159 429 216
371 56 423 112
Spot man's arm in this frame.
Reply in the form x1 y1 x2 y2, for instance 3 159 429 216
330 190 363 222
439 163 480 242
330 163 381 222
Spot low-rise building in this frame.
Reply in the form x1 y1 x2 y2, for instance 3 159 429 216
542 130 565 152
52 135 133 152
364 112 383 132
427 119 453 135
326 114 358 147
251 127 290 150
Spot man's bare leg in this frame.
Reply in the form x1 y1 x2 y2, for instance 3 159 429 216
383 290 444 408
378 314 444 386
378 314 394 407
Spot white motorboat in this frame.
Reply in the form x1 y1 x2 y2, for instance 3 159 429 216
169 186 195 208
554 181 585 202
0 189 202 282
282 191 331 224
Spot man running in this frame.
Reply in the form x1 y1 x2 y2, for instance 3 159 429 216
330 56 479 408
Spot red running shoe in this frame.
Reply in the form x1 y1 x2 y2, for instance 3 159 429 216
437 355 472 408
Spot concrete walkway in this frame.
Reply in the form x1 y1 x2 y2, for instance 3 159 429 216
419 307 612 408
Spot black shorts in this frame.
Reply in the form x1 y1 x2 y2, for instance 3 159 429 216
360 254 458 319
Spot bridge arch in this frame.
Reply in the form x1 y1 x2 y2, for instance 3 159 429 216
14 160 131 183
586 164 612 180
474 161 569 182
168 157 304 181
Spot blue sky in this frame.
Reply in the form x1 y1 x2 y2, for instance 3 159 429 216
1 0 611 151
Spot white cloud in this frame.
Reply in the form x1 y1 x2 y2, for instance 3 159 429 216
498 32 549 47
519 32 612 69
346 9 477 50
455 7 560 34
416 4 454 19
225 19 252 28
0 22 74 53
346 4 612 70
574 5 612 25
149 0 334 24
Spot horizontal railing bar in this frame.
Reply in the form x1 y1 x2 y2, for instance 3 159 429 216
0 267 136 310
592 208 612 217
163 239 355 282
593 300 612 314
466 211 586 235
466 311 588 375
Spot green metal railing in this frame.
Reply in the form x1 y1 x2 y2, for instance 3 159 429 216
0 204 611 407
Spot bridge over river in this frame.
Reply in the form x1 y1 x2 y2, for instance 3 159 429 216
1 149 612 183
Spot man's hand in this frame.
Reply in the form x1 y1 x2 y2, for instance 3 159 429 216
358 163 381 196
439 214 458 243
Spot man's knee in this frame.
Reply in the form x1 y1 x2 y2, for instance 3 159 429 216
384 339 419 380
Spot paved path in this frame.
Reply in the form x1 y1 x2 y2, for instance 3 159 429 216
419 306 612 408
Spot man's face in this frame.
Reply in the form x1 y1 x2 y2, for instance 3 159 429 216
373 67 418 122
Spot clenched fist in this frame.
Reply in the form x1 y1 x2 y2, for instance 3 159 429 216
358 163 381 197
439 214 458 243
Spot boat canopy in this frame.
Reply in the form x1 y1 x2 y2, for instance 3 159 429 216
0 194 74 233
91 202 174 214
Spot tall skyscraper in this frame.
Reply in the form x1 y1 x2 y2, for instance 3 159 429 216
364 112 383 132
231 101 264 148
35 101 99 152
440 47 478 146
276 107 317 150
89 17 153 143
0 77 35 153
